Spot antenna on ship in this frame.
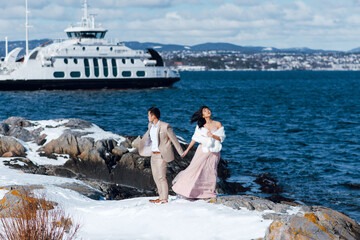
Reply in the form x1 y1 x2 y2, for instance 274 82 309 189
5 36 8 58
82 0 89 27
25 0 32 56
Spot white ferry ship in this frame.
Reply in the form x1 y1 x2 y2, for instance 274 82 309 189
0 0 180 90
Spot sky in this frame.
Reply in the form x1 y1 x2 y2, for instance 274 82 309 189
0 0 360 51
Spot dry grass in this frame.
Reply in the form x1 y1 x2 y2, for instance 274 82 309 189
0 188 80 240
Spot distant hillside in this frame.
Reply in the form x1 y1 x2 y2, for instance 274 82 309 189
349 47 360 53
0 39 341 58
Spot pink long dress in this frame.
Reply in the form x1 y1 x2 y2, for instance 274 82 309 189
172 129 221 199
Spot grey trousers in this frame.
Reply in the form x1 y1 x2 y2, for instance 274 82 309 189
151 153 168 200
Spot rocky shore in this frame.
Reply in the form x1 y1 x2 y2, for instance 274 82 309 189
0 117 359 239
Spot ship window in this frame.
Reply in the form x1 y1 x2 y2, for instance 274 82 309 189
102 58 108 77
53 72 65 78
84 58 90 77
64 58 68 64
122 71 131 77
82 47 86 51
96 47 99 51
70 71 81 78
74 59 78 64
29 51 38 60
101 32 106 38
122 59 126 64
136 71 146 77
131 59 134 64
93 58 99 77
112 59 117 77
110 47 113 51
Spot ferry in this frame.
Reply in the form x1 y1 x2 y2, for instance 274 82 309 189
0 0 180 90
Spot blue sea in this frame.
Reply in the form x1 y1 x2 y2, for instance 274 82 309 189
0 71 359 222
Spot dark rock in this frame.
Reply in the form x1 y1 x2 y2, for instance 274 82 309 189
3 158 38 171
54 168 77 178
8 126 33 142
112 145 128 157
64 155 111 181
217 181 250 194
36 134 47 146
63 118 93 129
56 182 104 200
105 184 155 200
35 166 47 175
120 139 132 149
95 139 117 152
3 117 34 128
255 173 283 194
0 123 10 135
110 154 155 190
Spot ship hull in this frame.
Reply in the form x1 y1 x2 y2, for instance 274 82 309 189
0 77 180 91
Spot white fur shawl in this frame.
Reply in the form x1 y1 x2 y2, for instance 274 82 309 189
191 126 225 153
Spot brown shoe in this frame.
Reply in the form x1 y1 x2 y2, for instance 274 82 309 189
149 199 161 203
160 200 168 204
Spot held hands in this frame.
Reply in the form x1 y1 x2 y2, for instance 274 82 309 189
181 149 189 158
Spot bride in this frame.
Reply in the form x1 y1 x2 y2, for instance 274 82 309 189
172 106 225 199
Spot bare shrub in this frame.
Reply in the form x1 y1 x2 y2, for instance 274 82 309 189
0 188 80 240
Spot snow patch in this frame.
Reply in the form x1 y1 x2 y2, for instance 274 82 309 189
0 188 8 199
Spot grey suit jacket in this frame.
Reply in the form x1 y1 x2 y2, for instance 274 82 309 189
139 121 184 162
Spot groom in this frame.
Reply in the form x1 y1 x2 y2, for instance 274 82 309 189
139 107 184 204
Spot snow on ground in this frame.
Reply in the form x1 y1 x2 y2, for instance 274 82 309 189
1 119 277 239
0 159 273 240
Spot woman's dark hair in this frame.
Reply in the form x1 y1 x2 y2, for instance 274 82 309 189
148 107 160 119
191 106 210 128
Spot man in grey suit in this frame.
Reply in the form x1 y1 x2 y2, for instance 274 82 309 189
139 107 184 204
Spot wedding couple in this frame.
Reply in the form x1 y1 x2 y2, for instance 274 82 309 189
139 106 225 204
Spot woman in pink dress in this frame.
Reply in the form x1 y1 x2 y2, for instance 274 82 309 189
172 106 225 199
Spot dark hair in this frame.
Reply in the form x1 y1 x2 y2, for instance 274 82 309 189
148 107 160 119
191 105 210 128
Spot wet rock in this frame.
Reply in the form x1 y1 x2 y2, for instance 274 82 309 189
217 181 250 195
255 173 282 194
0 136 26 157
56 182 104 200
